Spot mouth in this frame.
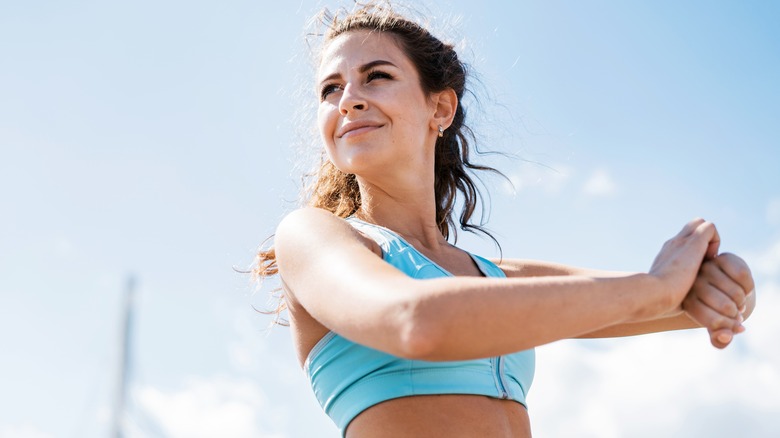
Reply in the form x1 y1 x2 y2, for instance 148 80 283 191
337 122 383 138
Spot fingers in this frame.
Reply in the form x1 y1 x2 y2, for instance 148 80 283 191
674 220 753 350
679 217 707 237
708 328 739 349
678 218 720 260
697 261 746 316
704 223 721 260
691 219 720 260
684 257 747 330
715 253 755 309
683 290 743 334
742 288 757 320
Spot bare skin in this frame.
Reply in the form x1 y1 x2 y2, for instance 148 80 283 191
275 29 756 437
285 229 534 437
280 211 755 437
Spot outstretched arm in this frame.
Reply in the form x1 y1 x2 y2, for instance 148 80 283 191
276 208 730 361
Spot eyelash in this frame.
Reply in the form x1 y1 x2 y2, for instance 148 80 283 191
367 70 392 81
320 84 341 100
320 70 393 100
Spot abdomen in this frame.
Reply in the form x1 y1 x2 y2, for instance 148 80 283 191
345 394 532 437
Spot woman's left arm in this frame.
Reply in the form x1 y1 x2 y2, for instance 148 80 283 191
492 255 756 341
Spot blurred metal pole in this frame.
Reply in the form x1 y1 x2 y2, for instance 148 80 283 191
111 274 136 438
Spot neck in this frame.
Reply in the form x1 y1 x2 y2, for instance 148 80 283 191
353 176 447 251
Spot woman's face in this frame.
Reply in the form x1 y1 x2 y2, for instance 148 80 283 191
316 30 437 178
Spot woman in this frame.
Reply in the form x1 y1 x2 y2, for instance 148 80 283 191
256 4 756 437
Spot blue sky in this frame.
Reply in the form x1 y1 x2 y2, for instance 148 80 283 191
1 1 778 437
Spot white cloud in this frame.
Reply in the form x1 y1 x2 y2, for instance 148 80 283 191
582 168 618 197
0 425 54 438
132 376 287 438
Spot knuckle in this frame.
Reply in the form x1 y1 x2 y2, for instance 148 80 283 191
718 251 737 262
713 315 732 329
717 300 737 317
700 261 716 275
720 253 750 278
728 283 746 299
735 265 752 285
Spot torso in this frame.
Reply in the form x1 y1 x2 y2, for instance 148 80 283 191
345 394 531 437
286 230 532 437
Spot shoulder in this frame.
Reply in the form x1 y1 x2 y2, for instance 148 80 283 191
276 207 355 247
275 208 381 260
277 206 338 230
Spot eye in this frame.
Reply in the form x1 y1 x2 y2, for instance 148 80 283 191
367 70 392 82
320 83 342 101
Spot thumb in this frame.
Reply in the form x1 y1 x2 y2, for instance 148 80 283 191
694 220 720 260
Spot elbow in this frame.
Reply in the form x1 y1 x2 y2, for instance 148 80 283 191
398 323 440 360
394 294 443 360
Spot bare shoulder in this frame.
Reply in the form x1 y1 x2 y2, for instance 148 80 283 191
273 207 418 357
275 207 347 243
275 207 380 261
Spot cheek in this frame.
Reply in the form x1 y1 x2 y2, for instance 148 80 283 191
396 107 432 145
317 105 337 145
317 105 341 164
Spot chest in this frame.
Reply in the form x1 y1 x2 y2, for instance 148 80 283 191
418 246 485 277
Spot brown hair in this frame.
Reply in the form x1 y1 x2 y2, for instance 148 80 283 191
255 2 504 325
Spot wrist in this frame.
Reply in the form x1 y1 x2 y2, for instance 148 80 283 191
632 273 677 321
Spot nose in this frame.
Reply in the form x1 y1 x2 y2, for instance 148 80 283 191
338 83 367 115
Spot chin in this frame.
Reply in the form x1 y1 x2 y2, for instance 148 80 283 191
324 152 360 175
327 146 389 177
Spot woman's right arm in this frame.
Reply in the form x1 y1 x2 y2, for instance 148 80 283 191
275 208 721 361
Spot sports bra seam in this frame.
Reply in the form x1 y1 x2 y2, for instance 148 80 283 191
304 331 337 377
331 367 521 393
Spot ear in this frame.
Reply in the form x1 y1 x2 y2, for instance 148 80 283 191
430 88 458 133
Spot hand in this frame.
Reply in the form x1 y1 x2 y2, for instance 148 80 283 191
683 253 755 349
649 218 721 313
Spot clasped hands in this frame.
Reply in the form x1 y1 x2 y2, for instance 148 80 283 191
683 252 755 349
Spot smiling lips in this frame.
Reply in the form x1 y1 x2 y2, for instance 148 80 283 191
337 121 383 138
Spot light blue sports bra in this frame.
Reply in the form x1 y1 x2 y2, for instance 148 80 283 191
304 218 535 435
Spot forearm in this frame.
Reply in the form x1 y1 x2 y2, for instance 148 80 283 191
492 258 690 340
493 258 743 339
408 273 667 361
577 311 700 338
493 258 627 279
579 272 757 339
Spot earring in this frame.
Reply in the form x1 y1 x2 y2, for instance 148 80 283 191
438 125 444 138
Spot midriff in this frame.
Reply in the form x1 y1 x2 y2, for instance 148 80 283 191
345 394 531 438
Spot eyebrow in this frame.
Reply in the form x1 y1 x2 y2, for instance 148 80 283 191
319 60 397 84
